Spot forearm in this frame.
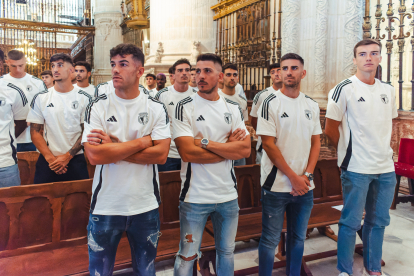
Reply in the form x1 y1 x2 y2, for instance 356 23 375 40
305 136 321 174
30 124 54 160
178 145 224 164
124 142 169 165
207 136 251 160
68 126 84 157
263 142 297 179
325 119 341 149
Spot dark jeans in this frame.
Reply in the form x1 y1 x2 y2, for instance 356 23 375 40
17 142 36 152
34 154 89 184
88 209 161 276
258 188 314 276
158 157 181 172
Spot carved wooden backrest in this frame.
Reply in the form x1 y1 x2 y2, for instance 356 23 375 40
158 170 182 230
17 151 39 185
313 158 342 203
234 164 261 214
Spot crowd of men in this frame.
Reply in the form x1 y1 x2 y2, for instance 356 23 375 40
0 38 397 276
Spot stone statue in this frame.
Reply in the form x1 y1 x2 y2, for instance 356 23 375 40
155 42 164 63
190 41 201 64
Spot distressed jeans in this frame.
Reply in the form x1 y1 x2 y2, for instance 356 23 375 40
87 208 160 276
258 188 314 276
337 170 396 275
174 199 239 276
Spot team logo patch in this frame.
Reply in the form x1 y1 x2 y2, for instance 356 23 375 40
138 112 149 125
224 112 232 124
26 85 32 92
71 101 79 109
380 94 389 104
0 97 6 106
304 109 312 120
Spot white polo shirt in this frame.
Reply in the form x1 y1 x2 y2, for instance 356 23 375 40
81 90 170 216
0 79 29 168
94 80 149 97
0 73 47 144
155 85 196 159
257 90 322 192
74 83 95 96
173 93 247 204
27 87 91 156
326 75 398 174
219 89 248 121
236 83 245 98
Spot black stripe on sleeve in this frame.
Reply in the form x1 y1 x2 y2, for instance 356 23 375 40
7 83 28 106
30 90 49 109
175 96 193 122
9 131 17 164
179 163 192 201
148 96 169 124
84 94 107 124
253 88 268 105
224 98 244 120
154 87 168 100
262 165 278 191
260 94 277 120
332 79 352 103
90 165 104 213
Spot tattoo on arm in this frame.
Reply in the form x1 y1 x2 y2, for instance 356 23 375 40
68 124 84 157
30 123 44 133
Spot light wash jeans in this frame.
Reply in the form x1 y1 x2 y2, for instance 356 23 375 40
337 170 396 275
0 164 21 187
258 188 314 276
174 199 239 276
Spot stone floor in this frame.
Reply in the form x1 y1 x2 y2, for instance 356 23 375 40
115 201 414 276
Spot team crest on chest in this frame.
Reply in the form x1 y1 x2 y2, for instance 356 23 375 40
138 112 149 125
224 112 232 124
380 94 389 104
26 85 32 92
0 97 6 106
304 109 312 120
71 101 79 109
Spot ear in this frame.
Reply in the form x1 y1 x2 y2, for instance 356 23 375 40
353 57 357 65
301 69 307 79
87 71 92 78
218 71 224 83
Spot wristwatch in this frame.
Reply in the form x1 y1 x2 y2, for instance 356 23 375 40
304 172 314 181
201 138 209 149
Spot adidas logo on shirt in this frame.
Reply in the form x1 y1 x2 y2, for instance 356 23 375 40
47 103 54 107
107 116 117 122
169 102 174 105
358 97 365 102
281 112 289 118
196 115 205 121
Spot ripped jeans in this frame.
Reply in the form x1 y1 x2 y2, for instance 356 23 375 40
87 208 160 276
174 199 239 276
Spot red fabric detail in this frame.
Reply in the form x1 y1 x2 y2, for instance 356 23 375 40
398 138 414 165
395 162 414 179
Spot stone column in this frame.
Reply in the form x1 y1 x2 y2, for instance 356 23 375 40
92 0 123 85
281 0 301 55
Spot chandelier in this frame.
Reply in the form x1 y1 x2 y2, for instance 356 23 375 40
15 40 38 66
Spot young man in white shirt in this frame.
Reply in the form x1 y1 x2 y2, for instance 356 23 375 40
74 61 95 96
0 78 30 187
40 70 54 89
3 50 47 152
145 73 157 96
250 63 283 164
27 53 90 184
257 53 322 276
325 39 398 276
82 43 171 276
172 53 251 275
155 58 196 172
189 68 198 91
218 63 249 166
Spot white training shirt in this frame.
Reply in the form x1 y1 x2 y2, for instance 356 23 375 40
190 86 199 92
173 92 247 204
74 83 95 96
250 86 278 152
257 91 322 192
0 79 29 168
326 75 398 174
0 73 47 144
81 91 170 216
27 87 91 156
236 83 245 98
94 80 149 97
219 89 249 121
155 85 196 159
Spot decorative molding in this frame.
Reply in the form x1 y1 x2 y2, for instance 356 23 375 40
125 0 149 29
343 0 363 78
281 0 301 55
314 0 329 95
211 0 261 20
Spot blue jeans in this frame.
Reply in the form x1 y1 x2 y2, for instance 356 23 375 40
258 188 314 276
337 170 396 275
17 142 36 152
87 208 161 276
174 199 239 276
234 158 246 166
158 157 181 172
0 164 21 187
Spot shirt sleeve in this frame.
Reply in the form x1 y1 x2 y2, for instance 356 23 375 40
26 96 45 124
250 92 264 118
151 105 171 140
312 106 323 135
243 104 249 122
173 104 194 139
11 90 29 120
326 86 347 122
391 86 398 119
232 105 248 132
81 103 104 145
256 101 277 138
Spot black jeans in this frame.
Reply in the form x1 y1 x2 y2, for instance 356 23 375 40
34 153 89 184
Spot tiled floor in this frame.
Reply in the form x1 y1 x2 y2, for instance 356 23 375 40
115 201 414 276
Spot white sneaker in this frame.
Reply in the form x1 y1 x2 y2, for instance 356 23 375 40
362 269 383 276
338 273 350 276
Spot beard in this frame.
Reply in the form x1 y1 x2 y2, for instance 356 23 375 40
199 83 217 95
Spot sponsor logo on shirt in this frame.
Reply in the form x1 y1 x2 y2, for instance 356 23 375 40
224 112 232 124
358 97 365 102
196 115 205 121
304 109 312 120
281 112 289 118
380 94 389 104
107 116 117 122
71 101 79 109
138 112 149 125
47 103 54 107
0 97 6 106
26 85 33 92
169 102 174 105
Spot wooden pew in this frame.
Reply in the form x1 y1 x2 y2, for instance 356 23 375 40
17 151 39 185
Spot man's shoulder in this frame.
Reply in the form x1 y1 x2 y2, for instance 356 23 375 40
155 87 169 99
253 87 273 104
30 89 50 108
329 78 353 101
303 93 319 108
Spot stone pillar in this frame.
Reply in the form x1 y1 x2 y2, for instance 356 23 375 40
92 0 123 85
281 0 301 55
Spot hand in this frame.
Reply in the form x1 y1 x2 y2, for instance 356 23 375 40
87 129 113 145
290 190 300 196
49 153 72 174
289 174 310 196
139 135 153 149
227 128 247 142
55 166 68 175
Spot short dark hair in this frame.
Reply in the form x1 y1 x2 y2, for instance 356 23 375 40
8 50 25 61
222 63 238 73
168 66 174 75
190 68 196 72
269 63 280 71
50 53 73 65
146 73 156 80
280 53 304 65
157 73 166 79
353 39 381 58
173 58 191 73
75 61 91 72
40 70 53 77
109 43 144 66
196 53 223 70
0 49 4 62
